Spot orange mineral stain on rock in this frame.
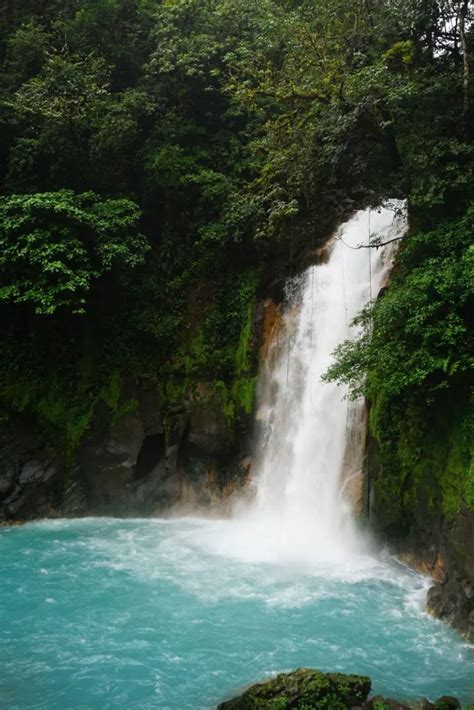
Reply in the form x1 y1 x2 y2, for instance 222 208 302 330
259 299 283 361
399 549 447 584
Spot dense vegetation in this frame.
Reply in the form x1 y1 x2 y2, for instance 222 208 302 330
326 207 473 527
0 0 472 526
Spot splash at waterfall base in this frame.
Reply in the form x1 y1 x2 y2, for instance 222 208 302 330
1 517 473 709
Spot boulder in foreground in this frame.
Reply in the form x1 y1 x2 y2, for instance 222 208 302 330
217 668 371 709
217 668 463 709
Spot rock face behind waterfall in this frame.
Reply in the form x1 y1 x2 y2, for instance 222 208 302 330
0 277 283 523
0 376 253 522
217 668 462 709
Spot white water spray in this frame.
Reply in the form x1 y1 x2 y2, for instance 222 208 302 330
248 202 408 562
197 203 407 567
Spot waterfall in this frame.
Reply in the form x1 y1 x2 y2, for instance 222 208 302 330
195 202 407 568
214 202 408 568
243 201 408 564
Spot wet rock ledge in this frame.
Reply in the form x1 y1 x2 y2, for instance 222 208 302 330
217 668 465 709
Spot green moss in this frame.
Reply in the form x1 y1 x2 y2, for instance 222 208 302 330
232 376 257 415
0 263 261 460
158 267 260 437
1 358 97 455
219 669 371 709
36 387 95 453
269 699 287 709
370 382 473 537
234 300 254 375
383 40 415 69
0 346 141 456
100 369 122 412
98 369 138 425
182 328 212 377
440 404 474 516
229 271 259 417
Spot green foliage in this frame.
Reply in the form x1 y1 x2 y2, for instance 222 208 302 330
2 345 100 454
383 41 415 70
325 208 474 401
12 53 110 124
161 268 259 430
220 668 371 709
370 388 473 533
326 208 474 527
0 190 148 314
225 0 473 232
2 19 49 85
0 0 472 466
231 287 258 415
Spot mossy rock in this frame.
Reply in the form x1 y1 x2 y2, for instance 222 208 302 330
433 698 461 710
217 668 371 709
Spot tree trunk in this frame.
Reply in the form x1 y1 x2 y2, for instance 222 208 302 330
459 0 470 140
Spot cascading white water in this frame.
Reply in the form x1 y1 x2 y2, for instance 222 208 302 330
245 201 408 564
205 202 407 567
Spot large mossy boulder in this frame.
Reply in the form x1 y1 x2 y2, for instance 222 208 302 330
217 670 465 710
217 668 372 709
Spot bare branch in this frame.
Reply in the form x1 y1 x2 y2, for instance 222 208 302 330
338 235 405 250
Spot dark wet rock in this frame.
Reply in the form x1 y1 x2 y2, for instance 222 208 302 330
185 402 229 457
0 416 85 523
363 698 413 709
0 374 252 521
165 412 188 479
19 460 56 485
61 478 88 517
0 463 15 495
79 407 146 508
5 486 26 516
75 377 245 515
363 698 438 709
217 668 372 709
424 505 474 641
134 433 165 481
433 698 461 709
